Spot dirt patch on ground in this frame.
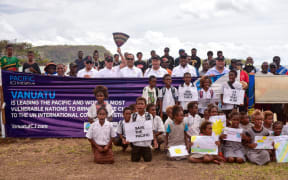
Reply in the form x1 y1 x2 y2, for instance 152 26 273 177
0 138 288 180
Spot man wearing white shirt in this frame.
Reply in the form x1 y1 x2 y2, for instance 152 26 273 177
120 53 143 78
98 49 127 78
77 59 98 78
144 56 168 78
172 53 197 77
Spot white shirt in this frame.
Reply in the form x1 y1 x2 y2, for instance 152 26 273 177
97 66 120 77
172 64 197 77
77 68 98 78
178 83 198 110
158 87 178 113
184 114 203 136
86 120 116 146
221 81 243 110
152 115 165 133
120 66 143 78
142 85 158 105
198 88 214 114
131 112 154 147
144 67 168 78
87 102 114 120
164 117 173 135
255 71 273 76
116 119 129 137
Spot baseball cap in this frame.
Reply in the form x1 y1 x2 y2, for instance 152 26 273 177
105 56 114 62
179 49 185 53
180 53 187 59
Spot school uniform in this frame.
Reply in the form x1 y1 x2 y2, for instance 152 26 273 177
221 81 243 110
120 66 143 78
245 127 270 165
87 102 114 121
77 68 98 78
178 83 198 110
164 117 173 135
158 86 178 119
86 120 116 164
97 66 120 77
222 128 246 161
142 86 158 105
166 121 189 159
198 88 214 114
144 67 168 78
183 114 203 136
172 64 197 77
239 123 254 131
130 112 154 162
153 115 165 144
114 119 129 148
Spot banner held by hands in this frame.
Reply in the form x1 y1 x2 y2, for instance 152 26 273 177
113 32 129 47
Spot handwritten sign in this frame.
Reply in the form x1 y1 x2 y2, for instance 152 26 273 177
274 136 288 163
255 136 274 149
191 136 218 155
168 145 189 157
178 86 198 102
209 115 226 140
124 120 153 142
223 88 245 105
223 127 243 142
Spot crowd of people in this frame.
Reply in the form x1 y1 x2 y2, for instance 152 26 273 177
1 44 288 165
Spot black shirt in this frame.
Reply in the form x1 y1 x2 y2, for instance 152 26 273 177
135 60 147 73
174 57 181 67
161 55 174 70
74 59 85 72
22 62 41 74
190 56 201 70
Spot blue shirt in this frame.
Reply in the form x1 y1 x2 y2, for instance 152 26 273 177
205 67 230 76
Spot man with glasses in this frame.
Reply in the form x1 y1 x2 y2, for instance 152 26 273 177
243 57 257 73
172 53 197 77
161 47 174 70
160 57 172 75
144 56 168 78
120 54 143 78
273 56 287 75
98 55 127 77
77 59 98 78
205 56 230 76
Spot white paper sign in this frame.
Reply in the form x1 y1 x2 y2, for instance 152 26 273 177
255 136 274 149
191 136 218 155
223 127 243 142
209 115 226 140
124 120 153 142
178 86 198 102
274 136 288 163
223 88 245 105
168 145 189 157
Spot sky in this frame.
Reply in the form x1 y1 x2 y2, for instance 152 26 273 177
0 0 288 65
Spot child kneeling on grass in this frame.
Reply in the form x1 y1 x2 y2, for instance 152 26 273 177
86 107 116 164
188 121 225 164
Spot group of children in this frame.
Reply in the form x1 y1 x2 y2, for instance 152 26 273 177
85 75 287 165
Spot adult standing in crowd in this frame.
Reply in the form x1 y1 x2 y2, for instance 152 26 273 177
205 56 230 76
134 52 147 74
113 54 121 66
77 58 98 78
92 50 105 70
199 60 209 76
74 50 85 72
147 50 160 68
206 50 215 68
56 63 66 77
22 51 41 74
160 57 172 75
98 48 127 77
273 56 288 75
161 47 174 70
120 53 143 78
44 62 57 76
255 62 272 75
243 57 257 73
144 56 168 78
190 48 201 70
174 49 186 67
172 53 197 77
0 44 19 72
67 62 78 77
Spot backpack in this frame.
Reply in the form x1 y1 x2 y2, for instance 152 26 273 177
161 86 177 102
132 112 152 122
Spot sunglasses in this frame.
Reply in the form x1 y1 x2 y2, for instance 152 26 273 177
86 61 93 64
127 58 134 61
246 64 253 66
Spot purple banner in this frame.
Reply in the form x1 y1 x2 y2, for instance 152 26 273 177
2 71 197 137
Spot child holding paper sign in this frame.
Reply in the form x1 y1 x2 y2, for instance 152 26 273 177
184 102 203 136
188 121 225 164
244 110 271 165
220 112 246 163
165 105 190 160
271 121 284 161
86 107 116 164
221 70 243 115
87 85 114 123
